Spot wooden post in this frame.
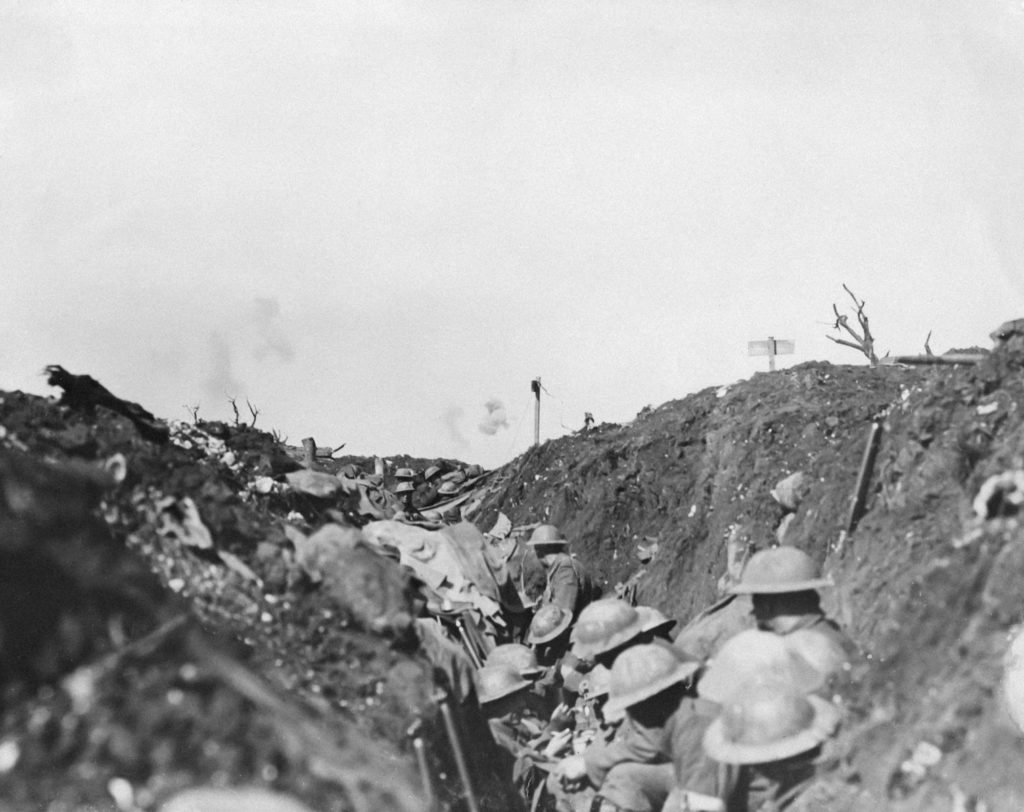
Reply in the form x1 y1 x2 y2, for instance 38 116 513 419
768 336 776 372
531 377 541 447
301 437 316 469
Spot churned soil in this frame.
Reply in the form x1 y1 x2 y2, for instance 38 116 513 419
479 341 1024 811
6 332 1024 811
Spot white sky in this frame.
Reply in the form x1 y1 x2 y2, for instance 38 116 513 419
3 0 1024 468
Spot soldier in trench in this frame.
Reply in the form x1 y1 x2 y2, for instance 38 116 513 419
554 641 721 812
694 680 841 812
474 664 576 803
727 546 858 674
528 524 597 620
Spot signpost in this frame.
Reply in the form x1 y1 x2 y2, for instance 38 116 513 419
531 377 541 446
748 336 794 371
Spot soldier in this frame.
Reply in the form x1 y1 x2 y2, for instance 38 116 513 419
486 643 545 681
528 525 596 620
486 643 552 716
527 604 576 708
394 480 417 515
556 641 720 812
435 481 460 503
701 681 841 811
634 605 677 643
728 546 857 661
545 665 621 812
476 664 572 801
696 630 825 705
571 599 649 669
476 664 546 753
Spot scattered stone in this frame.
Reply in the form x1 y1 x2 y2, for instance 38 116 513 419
771 471 806 512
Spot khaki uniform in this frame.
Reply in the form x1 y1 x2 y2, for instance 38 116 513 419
542 552 596 618
716 751 817 812
779 613 858 661
582 695 721 809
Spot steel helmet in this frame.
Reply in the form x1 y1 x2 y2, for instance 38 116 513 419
437 481 459 496
636 605 678 637
579 664 612 700
784 629 851 679
703 681 840 764
728 546 833 594
486 644 543 679
466 464 484 478
603 641 701 720
395 467 415 480
571 599 647 659
475 665 531 704
424 465 443 482
395 481 415 495
698 629 824 704
527 524 569 549
527 604 573 645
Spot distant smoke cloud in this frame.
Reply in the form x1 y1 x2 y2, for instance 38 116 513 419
442 405 468 447
251 296 295 362
204 331 244 400
478 398 510 435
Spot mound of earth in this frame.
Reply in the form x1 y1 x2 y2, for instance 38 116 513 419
6 323 1024 812
478 329 1024 810
0 387 453 812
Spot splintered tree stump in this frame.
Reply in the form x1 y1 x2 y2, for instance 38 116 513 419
301 437 316 469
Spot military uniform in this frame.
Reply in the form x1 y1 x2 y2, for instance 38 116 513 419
583 695 721 810
542 552 597 618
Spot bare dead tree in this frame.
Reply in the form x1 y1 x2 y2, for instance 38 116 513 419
183 404 200 424
924 330 934 357
827 284 879 366
246 399 260 427
227 396 241 426
270 428 288 444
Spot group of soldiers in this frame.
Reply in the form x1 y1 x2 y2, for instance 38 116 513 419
466 524 857 812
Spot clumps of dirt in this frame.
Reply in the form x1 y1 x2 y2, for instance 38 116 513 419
12 329 1024 811
0 386 430 811
478 336 1024 810
479 362 915 623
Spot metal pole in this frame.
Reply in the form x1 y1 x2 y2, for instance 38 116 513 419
439 696 480 812
407 720 436 811
454 616 483 669
532 377 541 447
413 738 435 810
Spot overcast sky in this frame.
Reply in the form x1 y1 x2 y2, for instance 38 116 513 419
3 0 1024 468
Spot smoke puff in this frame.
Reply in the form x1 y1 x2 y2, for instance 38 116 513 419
478 398 509 436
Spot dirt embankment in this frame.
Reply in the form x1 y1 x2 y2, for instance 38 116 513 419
480 343 1024 810
479 362 914 623
7 333 1024 811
